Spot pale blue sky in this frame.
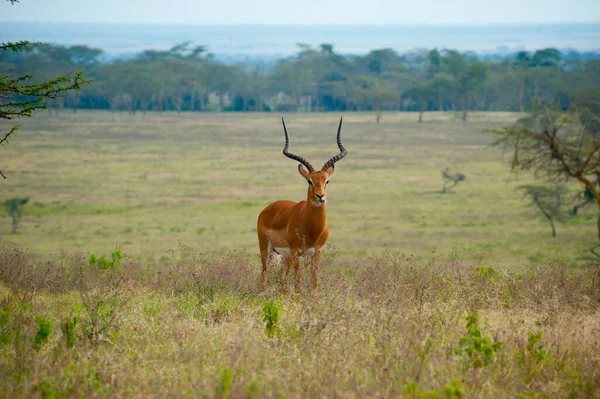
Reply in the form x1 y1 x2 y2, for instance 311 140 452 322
1 0 599 25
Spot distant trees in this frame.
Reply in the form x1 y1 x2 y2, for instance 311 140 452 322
2 36 600 120
441 50 488 121
404 82 437 122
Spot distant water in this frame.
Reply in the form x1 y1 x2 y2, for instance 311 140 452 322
2 22 599 60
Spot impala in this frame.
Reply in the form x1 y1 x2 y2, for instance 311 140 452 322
257 117 348 292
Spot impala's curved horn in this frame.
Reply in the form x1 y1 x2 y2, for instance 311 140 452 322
321 117 348 171
282 117 314 172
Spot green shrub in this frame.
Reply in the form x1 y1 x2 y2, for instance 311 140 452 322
262 300 282 338
456 313 502 368
33 316 52 351
61 316 79 348
402 379 464 399
89 249 124 270
215 367 233 399
515 330 551 382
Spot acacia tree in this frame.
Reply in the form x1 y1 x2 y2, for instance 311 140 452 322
1 41 88 178
491 108 600 254
518 184 566 237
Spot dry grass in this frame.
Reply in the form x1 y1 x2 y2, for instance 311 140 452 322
1 242 599 398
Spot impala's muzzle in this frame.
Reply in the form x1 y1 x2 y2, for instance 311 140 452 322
316 193 326 204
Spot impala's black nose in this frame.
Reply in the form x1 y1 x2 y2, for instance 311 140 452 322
316 193 325 203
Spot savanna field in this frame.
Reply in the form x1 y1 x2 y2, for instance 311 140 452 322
1 111 599 397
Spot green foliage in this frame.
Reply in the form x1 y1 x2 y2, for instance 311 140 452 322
262 300 282 338
490 108 600 250
442 380 464 399
215 367 233 399
89 249 124 270
474 266 499 282
402 379 464 399
61 316 79 348
37 378 60 399
1 38 89 178
33 316 52 351
0 299 13 344
456 313 502 368
515 330 551 382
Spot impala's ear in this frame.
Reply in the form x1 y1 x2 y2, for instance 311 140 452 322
298 164 310 179
325 165 335 177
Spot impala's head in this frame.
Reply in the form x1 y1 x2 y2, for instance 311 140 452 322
282 117 348 207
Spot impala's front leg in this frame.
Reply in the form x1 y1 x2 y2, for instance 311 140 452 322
310 249 322 292
279 254 292 293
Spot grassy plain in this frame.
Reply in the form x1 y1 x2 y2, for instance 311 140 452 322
1 111 599 398
1 110 597 266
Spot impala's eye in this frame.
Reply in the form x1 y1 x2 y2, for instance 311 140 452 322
307 180 313 185
325 180 329 185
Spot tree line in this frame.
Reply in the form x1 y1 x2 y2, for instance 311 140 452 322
1 41 599 121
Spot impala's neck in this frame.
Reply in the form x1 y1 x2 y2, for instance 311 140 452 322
304 193 328 230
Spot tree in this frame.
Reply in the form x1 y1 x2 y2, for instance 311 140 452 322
403 82 436 122
1 41 89 178
490 108 600 254
3 197 28 233
441 50 488 121
362 79 398 123
441 168 466 193
518 185 566 237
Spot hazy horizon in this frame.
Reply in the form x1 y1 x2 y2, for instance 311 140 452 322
1 0 599 25
1 21 599 59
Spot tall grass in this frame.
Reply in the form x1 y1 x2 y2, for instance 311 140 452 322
1 242 599 397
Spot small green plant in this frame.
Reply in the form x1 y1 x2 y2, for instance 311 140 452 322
0 299 12 344
89 249 124 270
456 313 501 368
442 380 464 399
262 300 282 338
61 316 79 348
33 315 52 351
37 377 60 399
3 197 29 233
215 367 233 399
80 291 124 344
515 330 551 382
196 281 215 306
474 266 498 282
402 379 463 399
